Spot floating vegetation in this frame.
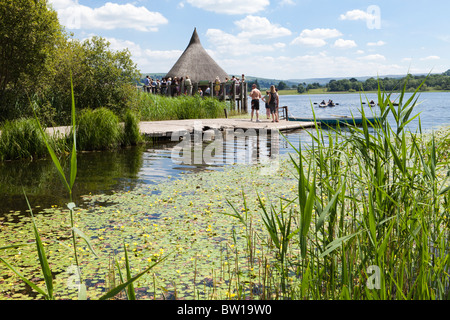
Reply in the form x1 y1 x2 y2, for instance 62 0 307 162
0 157 299 300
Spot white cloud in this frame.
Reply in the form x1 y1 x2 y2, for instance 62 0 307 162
339 9 375 22
333 39 357 49
48 0 168 31
279 0 295 6
367 40 386 46
101 37 182 72
291 28 342 47
299 28 342 39
358 54 386 61
420 55 440 61
292 37 327 47
186 0 269 15
206 29 275 56
235 16 292 39
205 16 290 56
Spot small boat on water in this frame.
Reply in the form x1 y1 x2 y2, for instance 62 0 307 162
317 101 337 107
287 115 381 126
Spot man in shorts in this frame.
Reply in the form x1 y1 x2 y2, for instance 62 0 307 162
249 84 262 122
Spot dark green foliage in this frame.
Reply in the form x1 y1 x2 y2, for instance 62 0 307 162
75 108 122 151
0 118 54 161
0 1 141 125
122 110 142 146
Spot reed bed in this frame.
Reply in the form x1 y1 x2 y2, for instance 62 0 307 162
226 82 450 299
0 118 68 161
136 92 229 121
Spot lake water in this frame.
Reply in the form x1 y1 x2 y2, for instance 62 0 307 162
1 92 449 216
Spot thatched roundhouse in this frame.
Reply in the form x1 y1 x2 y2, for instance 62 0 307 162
165 28 229 83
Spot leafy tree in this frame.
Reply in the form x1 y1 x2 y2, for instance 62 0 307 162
277 81 287 90
40 36 140 124
0 0 62 121
297 84 306 93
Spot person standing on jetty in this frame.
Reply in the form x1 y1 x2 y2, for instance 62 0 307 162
267 85 279 122
249 84 262 122
143 75 150 93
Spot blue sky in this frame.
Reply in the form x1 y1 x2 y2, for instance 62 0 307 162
48 0 450 80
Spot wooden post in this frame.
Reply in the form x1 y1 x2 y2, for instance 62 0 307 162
232 81 236 110
242 82 248 113
222 82 226 101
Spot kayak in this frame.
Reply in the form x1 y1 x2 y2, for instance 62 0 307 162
287 115 381 125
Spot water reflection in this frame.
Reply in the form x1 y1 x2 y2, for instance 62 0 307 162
0 128 313 216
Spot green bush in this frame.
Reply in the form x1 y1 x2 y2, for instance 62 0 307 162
76 107 121 151
0 118 54 161
122 109 142 146
137 92 226 121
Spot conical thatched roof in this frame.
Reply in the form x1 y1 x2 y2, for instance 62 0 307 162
165 28 229 83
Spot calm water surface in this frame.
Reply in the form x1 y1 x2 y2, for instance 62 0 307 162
1 92 449 216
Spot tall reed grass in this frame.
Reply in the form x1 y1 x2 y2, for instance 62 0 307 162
0 118 66 161
136 92 228 121
228 77 450 299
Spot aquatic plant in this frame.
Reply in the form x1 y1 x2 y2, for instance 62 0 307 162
136 91 228 121
0 118 64 161
122 109 142 146
75 107 122 151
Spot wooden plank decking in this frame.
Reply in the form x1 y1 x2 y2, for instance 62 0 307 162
44 118 315 138
138 118 315 138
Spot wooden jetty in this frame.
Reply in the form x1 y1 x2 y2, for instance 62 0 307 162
138 118 315 138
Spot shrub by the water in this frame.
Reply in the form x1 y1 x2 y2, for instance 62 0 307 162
0 118 57 161
122 109 142 146
75 107 122 151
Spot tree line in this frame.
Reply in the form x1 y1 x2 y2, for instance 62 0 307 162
296 71 450 93
0 0 140 126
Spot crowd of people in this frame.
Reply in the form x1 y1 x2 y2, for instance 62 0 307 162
142 74 246 98
142 75 190 96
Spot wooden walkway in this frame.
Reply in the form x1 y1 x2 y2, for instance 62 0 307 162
138 118 315 138
45 118 315 138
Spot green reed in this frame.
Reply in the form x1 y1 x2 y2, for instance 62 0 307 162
229 76 450 299
136 91 229 121
0 118 67 161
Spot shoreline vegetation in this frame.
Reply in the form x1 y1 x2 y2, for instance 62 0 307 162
0 92 233 161
1 81 450 300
